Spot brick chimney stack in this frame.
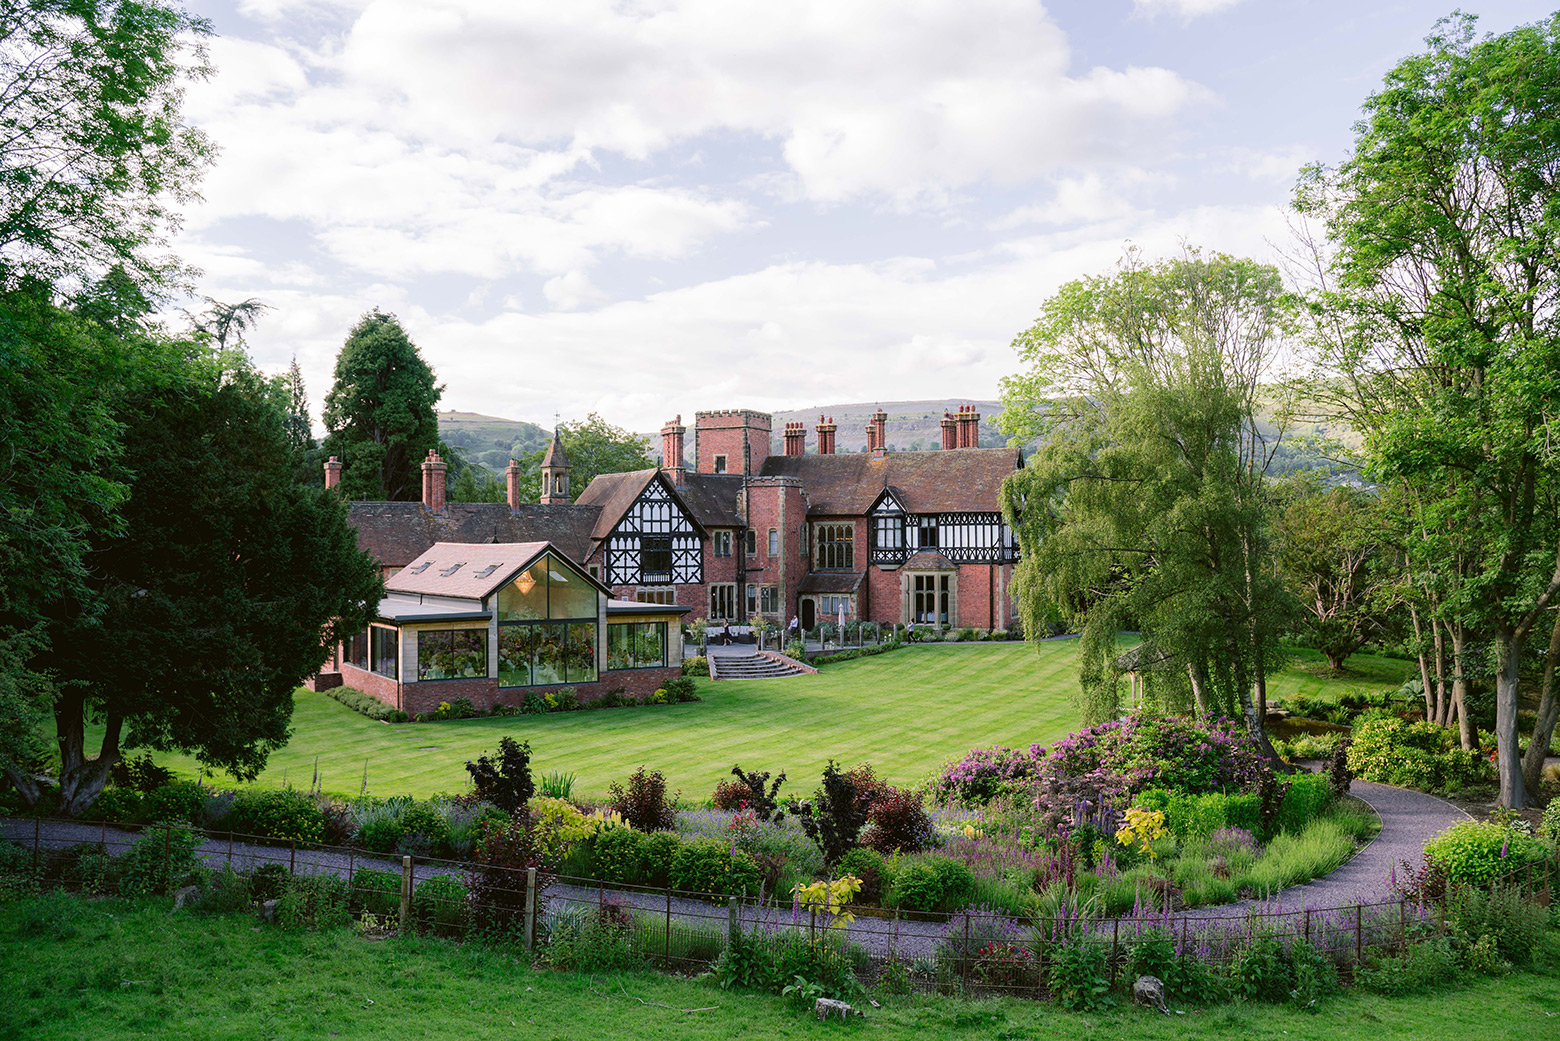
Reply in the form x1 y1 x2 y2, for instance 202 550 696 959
815 415 836 455
783 421 806 457
421 449 447 513
660 415 687 486
957 405 982 449
864 420 877 453
871 408 887 455
324 455 342 489
506 458 523 510
940 412 958 450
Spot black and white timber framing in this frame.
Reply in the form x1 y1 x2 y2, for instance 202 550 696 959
604 476 704 585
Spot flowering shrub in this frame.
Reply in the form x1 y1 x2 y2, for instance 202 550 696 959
1033 713 1268 833
932 745 1043 804
1346 718 1493 792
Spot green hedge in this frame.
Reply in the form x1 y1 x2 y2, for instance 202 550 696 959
1423 821 1550 886
324 685 408 722
1346 718 1494 793
811 641 904 667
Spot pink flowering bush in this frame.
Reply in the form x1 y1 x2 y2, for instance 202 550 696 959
932 745 1045 804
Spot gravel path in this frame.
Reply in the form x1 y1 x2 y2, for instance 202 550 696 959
0 777 1469 959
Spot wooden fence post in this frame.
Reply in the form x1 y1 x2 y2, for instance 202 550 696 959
290 839 297 875
665 886 672 964
524 867 537 951
400 856 413 933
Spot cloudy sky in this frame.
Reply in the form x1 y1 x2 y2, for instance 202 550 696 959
174 0 1550 433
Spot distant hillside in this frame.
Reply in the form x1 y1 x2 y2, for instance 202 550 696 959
769 399 1008 454
437 411 552 474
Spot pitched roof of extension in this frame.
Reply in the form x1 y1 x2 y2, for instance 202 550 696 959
385 541 552 599
758 448 1023 516
346 502 600 570
385 541 611 600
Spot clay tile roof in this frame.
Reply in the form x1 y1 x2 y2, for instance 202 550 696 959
758 447 1022 516
798 571 866 594
574 469 658 541
386 541 551 599
346 502 600 571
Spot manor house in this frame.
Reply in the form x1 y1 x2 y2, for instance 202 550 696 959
321 407 1021 713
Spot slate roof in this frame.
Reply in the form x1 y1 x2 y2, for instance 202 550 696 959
385 541 554 599
902 550 958 572
346 502 599 570
574 469 742 541
540 432 569 469
574 469 659 541
678 473 745 528
798 571 866 594
759 448 1022 516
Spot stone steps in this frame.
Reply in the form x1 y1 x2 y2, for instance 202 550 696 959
710 654 808 679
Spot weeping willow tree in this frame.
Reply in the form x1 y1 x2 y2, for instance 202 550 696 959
998 249 1298 753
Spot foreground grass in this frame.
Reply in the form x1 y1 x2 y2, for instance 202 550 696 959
2 893 1555 1041
109 643 1412 802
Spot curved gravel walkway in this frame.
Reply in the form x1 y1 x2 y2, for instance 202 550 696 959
0 778 1470 959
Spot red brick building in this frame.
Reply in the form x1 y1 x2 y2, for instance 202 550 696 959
327 408 1021 702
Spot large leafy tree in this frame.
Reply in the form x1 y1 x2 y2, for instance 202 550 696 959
508 413 653 502
1273 483 1391 673
0 1 214 290
321 310 443 502
18 350 384 814
999 249 1298 753
1295 13 1560 807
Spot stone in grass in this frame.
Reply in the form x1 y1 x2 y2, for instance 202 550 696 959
1133 975 1167 1013
815 998 864 1020
260 899 279 923
171 886 201 912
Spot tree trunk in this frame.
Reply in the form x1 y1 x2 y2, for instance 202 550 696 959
1187 662 1210 716
1433 618 1450 728
2 766 40 808
1450 625 1473 750
1494 631 1529 809
1521 609 1560 794
54 692 123 817
1410 604 1434 721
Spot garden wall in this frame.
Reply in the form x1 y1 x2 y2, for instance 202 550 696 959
338 662 679 717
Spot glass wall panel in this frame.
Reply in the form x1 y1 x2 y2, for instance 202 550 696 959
632 622 665 668
607 624 633 670
419 629 487 681
547 555 597 618
567 623 597 682
533 623 567 685
370 625 398 678
497 626 533 687
348 630 368 670
496 561 548 620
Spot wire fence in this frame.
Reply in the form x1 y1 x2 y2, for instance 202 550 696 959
5 815 1555 1001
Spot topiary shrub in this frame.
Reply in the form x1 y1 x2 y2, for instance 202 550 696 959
885 856 976 913
1424 821 1549 886
412 874 468 936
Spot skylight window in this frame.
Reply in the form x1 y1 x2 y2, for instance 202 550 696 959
409 562 431 574
440 563 466 577
474 564 501 579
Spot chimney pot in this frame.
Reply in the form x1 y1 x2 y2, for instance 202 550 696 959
421 449 447 513
324 455 342 489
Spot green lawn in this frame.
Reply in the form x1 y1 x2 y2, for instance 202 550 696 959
2 893 1556 1041
127 642 1412 803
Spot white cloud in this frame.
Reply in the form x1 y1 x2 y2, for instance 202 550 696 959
542 270 606 312
1133 0 1245 18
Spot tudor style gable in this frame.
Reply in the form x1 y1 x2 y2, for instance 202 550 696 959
601 474 704 586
